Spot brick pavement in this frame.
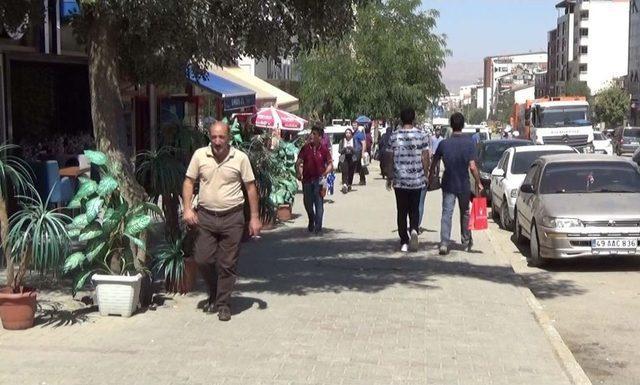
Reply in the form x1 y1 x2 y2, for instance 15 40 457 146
0 168 575 385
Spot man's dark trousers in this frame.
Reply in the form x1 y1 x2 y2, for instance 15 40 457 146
394 188 422 244
193 206 245 309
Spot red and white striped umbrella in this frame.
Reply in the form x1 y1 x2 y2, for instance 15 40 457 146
249 107 307 131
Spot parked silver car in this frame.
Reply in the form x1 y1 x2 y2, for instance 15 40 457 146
513 154 640 267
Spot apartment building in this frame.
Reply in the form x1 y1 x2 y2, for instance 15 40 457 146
482 52 547 118
548 0 629 96
627 0 640 124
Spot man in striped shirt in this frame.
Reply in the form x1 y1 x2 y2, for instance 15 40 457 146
389 108 431 252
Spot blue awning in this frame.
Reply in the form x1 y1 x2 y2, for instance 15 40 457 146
188 70 256 111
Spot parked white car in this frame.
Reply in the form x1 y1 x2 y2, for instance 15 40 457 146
592 131 613 155
490 145 577 230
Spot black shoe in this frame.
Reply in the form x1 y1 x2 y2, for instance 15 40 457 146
203 298 217 314
314 228 323 236
218 306 231 321
348 185 352 192
462 240 473 252
308 223 315 232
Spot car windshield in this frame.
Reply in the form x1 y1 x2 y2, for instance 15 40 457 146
480 142 527 172
538 106 591 127
461 132 489 141
593 132 606 140
623 129 640 138
332 133 346 145
539 162 640 194
511 150 575 175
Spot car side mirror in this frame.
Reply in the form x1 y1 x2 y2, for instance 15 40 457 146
491 168 505 178
520 184 535 194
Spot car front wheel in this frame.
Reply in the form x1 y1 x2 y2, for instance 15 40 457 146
527 222 548 268
500 200 513 231
513 209 526 244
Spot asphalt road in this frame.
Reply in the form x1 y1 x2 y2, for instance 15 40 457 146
487 214 640 385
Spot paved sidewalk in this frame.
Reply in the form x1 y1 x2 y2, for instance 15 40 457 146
0 168 575 385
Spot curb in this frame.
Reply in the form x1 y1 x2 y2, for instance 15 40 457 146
485 225 592 385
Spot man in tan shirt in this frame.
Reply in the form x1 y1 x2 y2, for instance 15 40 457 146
183 121 261 321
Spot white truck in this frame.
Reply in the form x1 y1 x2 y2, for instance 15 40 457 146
512 96 595 153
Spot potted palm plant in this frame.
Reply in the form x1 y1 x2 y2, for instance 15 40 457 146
135 146 186 241
63 150 160 317
0 194 71 330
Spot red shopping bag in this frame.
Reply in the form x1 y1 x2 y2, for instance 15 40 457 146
468 197 488 230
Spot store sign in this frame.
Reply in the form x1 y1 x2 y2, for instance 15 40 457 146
224 94 256 111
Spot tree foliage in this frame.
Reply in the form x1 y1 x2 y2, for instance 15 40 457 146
3 0 368 86
565 80 591 98
298 0 448 120
494 92 514 124
594 84 629 128
466 108 486 125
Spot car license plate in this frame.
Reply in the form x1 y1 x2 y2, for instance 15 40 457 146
591 239 638 249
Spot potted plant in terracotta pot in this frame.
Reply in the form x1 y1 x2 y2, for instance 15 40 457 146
63 150 159 317
270 141 299 222
0 194 71 330
153 230 198 294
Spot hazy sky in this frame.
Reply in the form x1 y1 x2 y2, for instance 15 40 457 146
422 0 560 93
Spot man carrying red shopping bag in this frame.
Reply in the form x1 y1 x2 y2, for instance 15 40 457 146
429 112 483 255
468 196 488 231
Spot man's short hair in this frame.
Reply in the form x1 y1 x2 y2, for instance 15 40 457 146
209 120 230 135
400 108 415 125
311 123 323 135
450 113 465 131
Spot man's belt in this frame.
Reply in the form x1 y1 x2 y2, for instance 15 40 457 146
197 204 244 217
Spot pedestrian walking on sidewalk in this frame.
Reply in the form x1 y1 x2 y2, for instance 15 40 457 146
429 113 483 256
182 121 262 322
296 124 333 235
388 107 430 252
379 126 393 179
339 128 357 193
354 125 368 185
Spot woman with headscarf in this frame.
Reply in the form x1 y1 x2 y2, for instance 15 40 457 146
338 128 357 193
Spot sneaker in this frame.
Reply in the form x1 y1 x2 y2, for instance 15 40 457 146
218 306 231 321
438 245 449 255
400 244 409 252
462 239 473 252
341 184 348 194
409 230 419 252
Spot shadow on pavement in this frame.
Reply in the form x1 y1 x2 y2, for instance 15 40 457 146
195 296 267 315
233 227 584 299
34 300 97 328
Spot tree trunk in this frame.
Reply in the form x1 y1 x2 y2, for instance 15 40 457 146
0 197 14 289
87 13 148 268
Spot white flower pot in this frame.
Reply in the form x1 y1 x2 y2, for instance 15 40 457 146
92 274 142 317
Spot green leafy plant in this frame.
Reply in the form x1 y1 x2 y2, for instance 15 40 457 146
269 141 299 207
239 133 277 223
0 143 35 288
6 194 71 292
63 150 162 295
152 233 187 292
135 146 184 240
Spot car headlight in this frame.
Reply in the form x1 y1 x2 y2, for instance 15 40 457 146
583 146 594 154
541 216 583 228
509 189 518 199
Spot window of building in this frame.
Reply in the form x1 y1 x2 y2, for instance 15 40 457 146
580 46 588 54
580 64 588 73
580 10 589 20
580 28 589 37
